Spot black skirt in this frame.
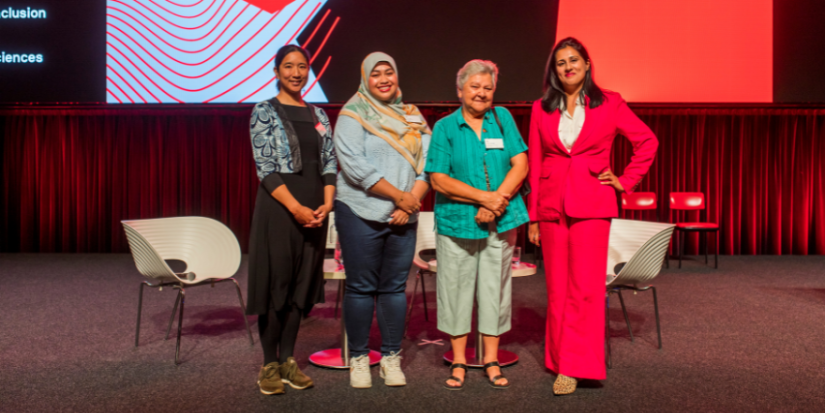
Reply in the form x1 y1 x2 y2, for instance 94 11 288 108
246 104 328 315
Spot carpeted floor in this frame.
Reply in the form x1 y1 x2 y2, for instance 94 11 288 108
1 254 824 412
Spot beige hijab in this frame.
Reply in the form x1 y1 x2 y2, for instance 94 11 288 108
339 52 431 174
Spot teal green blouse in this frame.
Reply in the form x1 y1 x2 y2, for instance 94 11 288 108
425 107 529 239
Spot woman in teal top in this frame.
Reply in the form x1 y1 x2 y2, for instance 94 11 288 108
426 59 529 390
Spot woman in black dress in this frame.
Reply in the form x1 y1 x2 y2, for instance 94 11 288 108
246 45 337 396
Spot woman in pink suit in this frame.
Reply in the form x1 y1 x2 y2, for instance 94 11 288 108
527 37 658 395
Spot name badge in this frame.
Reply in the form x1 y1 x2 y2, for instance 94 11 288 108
485 138 504 149
315 122 327 135
404 114 422 124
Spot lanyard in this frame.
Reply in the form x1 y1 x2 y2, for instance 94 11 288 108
483 154 491 191
484 108 505 192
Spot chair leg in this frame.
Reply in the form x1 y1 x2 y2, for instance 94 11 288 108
404 271 420 338
704 232 709 265
334 280 343 320
605 293 612 369
175 287 186 365
338 279 346 312
617 289 634 342
651 286 662 350
664 219 671 269
229 278 254 346
339 280 349 365
420 271 429 322
136 282 147 347
678 230 684 269
715 230 719 269
165 289 182 341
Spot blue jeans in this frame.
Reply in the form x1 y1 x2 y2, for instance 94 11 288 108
335 201 417 357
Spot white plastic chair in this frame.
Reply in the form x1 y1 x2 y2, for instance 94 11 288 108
605 218 676 368
122 217 253 364
326 211 339 251
404 212 436 334
324 212 346 318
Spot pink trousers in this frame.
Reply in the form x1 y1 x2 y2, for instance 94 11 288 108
540 216 611 380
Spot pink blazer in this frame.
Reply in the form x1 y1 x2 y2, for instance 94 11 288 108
527 91 658 222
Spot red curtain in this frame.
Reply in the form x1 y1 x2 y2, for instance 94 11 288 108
614 108 825 255
2 105 824 254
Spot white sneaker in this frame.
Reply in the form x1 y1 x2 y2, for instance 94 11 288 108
349 354 372 389
379 351 406 387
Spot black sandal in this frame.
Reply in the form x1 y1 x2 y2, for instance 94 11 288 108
483 361 510 389
444 363 467 390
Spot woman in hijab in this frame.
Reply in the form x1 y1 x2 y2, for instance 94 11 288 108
334 52 431 389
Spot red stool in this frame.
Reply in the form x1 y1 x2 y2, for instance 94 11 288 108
669 192 719 269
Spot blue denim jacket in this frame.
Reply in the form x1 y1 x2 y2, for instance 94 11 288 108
250 99 337 182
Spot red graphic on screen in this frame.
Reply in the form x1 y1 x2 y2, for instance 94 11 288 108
245 0 294 14
105 0 338 103
556 0 772 102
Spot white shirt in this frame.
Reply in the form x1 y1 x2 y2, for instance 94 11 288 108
558 99 585 153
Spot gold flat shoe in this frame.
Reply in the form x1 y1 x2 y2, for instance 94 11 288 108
553 374 577 395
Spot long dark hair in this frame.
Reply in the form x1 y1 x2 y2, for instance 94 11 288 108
274 45 311 90
540 37 605 113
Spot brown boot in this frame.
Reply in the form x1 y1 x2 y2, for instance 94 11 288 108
553 374 578 395
257 362 285 395
280 357 314 390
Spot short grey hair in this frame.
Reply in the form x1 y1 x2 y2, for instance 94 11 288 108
456 59 499 90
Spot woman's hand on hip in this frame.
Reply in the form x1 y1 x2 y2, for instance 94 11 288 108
479 191 509 216
528 222 540 246
389 209 410 225
598 169 625 192
475 207 496 224
395 192 421 214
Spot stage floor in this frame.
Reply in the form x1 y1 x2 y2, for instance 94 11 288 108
1 254 824 412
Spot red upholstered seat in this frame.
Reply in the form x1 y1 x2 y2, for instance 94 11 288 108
675 222 718 230
669 192 705 210
622 192 657 210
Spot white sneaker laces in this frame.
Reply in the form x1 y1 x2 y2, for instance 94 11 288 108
352 355 370 373
384 351 402 370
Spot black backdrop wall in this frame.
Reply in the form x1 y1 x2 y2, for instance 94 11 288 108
773 0 825 102
297 0 559 102
2 104 824 255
